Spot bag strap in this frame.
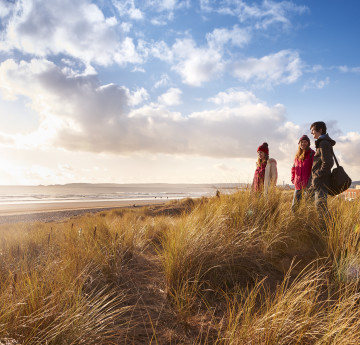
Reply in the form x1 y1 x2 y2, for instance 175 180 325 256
331 148 340 168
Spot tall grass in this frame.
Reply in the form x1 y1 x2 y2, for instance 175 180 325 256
1 190 360 344
159 189 360 343
160 190 323 309
220 264 360 345
0 210 154 344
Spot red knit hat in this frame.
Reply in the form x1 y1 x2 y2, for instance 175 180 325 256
298 135 310 145
257 142 269 154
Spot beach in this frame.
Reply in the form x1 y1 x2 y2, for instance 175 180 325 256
0 199 167 224
0 183 230 224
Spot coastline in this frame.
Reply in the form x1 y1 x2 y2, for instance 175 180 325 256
0 199 168 224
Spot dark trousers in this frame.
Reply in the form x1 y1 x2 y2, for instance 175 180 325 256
314 188 329 229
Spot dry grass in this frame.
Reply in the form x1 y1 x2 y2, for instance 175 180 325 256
0 190 360 344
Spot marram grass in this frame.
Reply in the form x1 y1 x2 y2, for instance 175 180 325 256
0 190 360 344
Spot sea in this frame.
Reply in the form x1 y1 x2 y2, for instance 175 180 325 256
0 183 241 207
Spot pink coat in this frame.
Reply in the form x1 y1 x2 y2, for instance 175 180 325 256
291 149 315 190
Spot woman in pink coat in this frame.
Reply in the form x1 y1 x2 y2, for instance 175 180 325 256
291 135 315 211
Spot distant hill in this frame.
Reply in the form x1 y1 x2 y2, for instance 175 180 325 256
41 182 243 189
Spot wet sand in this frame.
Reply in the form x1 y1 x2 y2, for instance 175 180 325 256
0 199 168 224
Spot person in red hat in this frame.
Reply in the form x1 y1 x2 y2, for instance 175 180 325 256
291 135 315 211
252 142 277 194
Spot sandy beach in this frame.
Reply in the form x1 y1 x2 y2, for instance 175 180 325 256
0 199 168 224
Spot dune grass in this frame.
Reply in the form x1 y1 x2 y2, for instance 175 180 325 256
0 190 359 344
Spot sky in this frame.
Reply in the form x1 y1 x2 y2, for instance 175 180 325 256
0 0 359 186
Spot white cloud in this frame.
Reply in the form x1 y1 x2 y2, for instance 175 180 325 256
113 37 143 66
277 121 303 160
58 163 73 171
144 0 191 25
200 0 308 29
338 65 360 73
158 87 182 106
146 0 190 12
153 37 302 88
336 132 360 166
150 18 168 26
339 66 349 73
150 41 173 62
311 64 323 73
171 38 224 86
0 132 15 145
208 89 258 106
0 59 301 161
301 77 330 92
131 66 146 73
154 74 170 89
113 0 144 20
127 87 149 106
0 0 144 66
231 50 302 86
149 0 177 11
0 0 14 18
253 0 308 29
215 163 236 172
206 25 251 49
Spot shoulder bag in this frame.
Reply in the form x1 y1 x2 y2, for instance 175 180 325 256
327 149 352 196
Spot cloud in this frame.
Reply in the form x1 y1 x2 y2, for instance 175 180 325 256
152 36 302 88
0 0 308 92
208 89 258 106
171 38 224 86
336 132 360 166
0 0 144 66
147 0 177 12
0 132 15 145
231 50 302 86
301 77 330 91
215 163 237 172
0 58 304 160
311 65 323 73
328 132 360 181
146 0 190 13
0 1 13 18
337 65 360 73
206 25 251 49
154 74 170 89
150 38 224 86
127 87 149 106
150 41 173 62
143 0 191 25
113 0 144 20
200 0 308 29
131 66 146 73
158 87 182 106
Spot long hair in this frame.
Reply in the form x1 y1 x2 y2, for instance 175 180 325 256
295 146 307 161
256 154 269 167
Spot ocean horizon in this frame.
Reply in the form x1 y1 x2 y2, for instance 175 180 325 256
0 183 243 206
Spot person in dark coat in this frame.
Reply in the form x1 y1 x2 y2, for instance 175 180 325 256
310 121 336 227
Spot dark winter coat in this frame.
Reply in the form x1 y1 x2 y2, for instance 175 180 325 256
311 134 336 191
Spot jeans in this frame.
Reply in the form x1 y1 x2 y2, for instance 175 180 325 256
291 189 303 212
